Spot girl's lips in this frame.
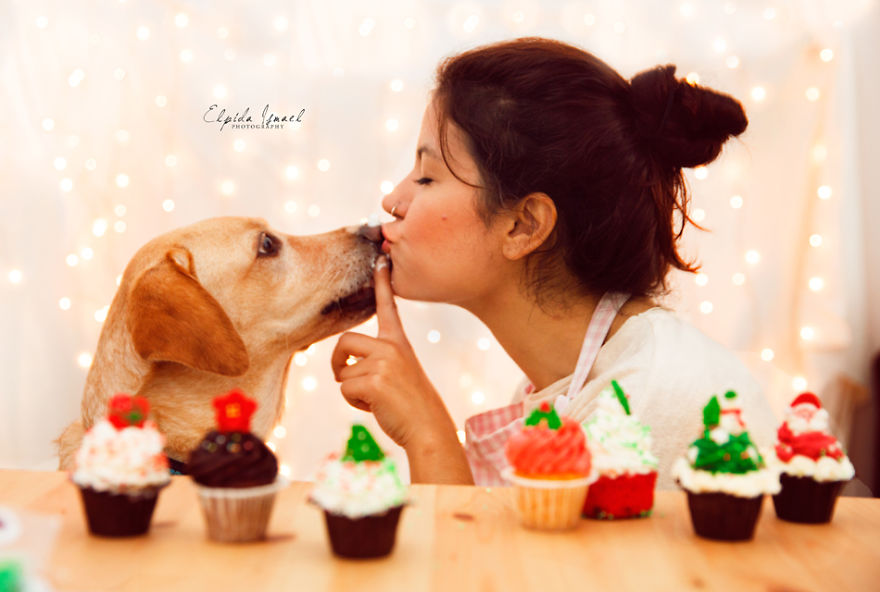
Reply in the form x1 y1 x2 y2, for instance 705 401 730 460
381 239 392 254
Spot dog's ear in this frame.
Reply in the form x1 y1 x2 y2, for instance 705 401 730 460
127 247 249 376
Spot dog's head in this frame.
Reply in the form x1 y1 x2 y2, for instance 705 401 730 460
122 217 380 376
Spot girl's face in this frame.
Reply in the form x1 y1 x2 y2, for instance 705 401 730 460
380 102 510 306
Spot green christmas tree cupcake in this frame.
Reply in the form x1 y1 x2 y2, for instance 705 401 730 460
671 391 780 541
310 424 408 558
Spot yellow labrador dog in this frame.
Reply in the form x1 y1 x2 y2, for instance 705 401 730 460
57 217 380 471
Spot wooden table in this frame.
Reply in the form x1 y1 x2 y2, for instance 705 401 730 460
1 470 878 591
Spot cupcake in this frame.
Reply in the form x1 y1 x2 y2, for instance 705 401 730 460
70 393 170 537
672 391 780 541
769 392 855 523
187 389 285 542
310 424 408 559
581 380 658 519
503 402 594 530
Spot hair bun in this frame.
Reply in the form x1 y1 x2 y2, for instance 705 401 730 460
630 64 748 169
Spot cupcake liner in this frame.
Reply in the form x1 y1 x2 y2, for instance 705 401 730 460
77 483 168 537
772 474 847 524
503 469 592 530
321 505 405 559
195 476 287 542
582 471 657 519
685 490 764 541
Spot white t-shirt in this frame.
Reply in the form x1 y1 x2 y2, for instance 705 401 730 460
513 307 778 490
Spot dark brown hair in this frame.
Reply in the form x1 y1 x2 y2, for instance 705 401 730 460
433 37 747 302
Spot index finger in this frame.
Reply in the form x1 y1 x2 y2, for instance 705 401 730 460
373 255 405 342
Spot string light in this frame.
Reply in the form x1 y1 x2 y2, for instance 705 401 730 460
691 208 706 222
220 180 235 196
745 250 761 264
53 157 66 171
115 174 129 188
155 95 167 108
162 200 174 212
114 221 126 233
403 17 416 29
68 69 85 87
284 201 298 213
713 37 727 53
817 185 832 200
273 17 289 32
217 27 229 39
279 464 291 478
60 178 73 192
792 376 808 391
41 118 54 131
35 16 49 29
699 301 713 314
380 180 394 194
584 13 596 26
233 139 246 152
165 155 178 167
809 277 824 291
115 130 129 144
284 165 299 180
7 270 22 285
85 158 96 170
317 159 330 172
77 352 93 369
113 68 125 81
812 144 828 162
471 391 485 405
307 204 321 217
114 204 127 217
213 85 227 99
390 79 404 92
293 352 308 366
94 305 109 323
427 330 441 344
809 234 823 247
694 272 708 286
266 441 277 453
273 426 287 438
301 376 317 391
820 48 834 62
59 298 71 310
359 18 376 36
306 344 317 355
760 348 775 362
80 247 93 260
751 86 767 102
179 49 193 63
731 272 746 286
685 72 700 85
729 195 743 209
763 7 776 20
263 54 277 67
457 429 466 444
693 166 708 180
805 87 820 102
136 26 150 40
66 254 79 267
800 326 815 341
174 13 189 28
725 55 740 69
679 3 695 18
385 118 399 132
477 338 491 351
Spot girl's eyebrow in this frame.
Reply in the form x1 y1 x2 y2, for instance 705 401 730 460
417 145 439 161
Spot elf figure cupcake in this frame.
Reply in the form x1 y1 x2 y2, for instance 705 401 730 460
71 393 170 537
504 402 594 530
769 392 855 523
187 390 286 542
672 391 780 541
310 424 408 559
581 380 658 519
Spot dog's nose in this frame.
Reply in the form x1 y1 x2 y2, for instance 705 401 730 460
356 224 383 246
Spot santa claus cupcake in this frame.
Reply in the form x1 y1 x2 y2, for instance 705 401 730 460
769 392 855 523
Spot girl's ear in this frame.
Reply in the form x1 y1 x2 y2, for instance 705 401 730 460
501 192 557 260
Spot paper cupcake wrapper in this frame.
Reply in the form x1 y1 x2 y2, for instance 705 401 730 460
195 476 288 542
502 468 591 530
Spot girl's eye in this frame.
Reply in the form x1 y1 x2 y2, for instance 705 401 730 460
415 177 433 186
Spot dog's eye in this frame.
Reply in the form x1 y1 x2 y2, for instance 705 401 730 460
258 232 281 257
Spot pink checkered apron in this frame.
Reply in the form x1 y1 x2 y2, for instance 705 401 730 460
463 292 630 486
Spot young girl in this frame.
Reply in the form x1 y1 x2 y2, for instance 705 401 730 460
331 37 776 488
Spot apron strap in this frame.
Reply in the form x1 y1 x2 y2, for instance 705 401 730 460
554 292 630 414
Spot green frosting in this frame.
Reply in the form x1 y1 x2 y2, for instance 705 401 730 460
0 559 23 592
690 393 763 474
342 424 385 462
611 380 631 416
524 403 562 430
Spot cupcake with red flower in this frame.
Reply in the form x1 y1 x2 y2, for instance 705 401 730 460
581 380 658 519
672 391 780 541
310 424 408 558
503 402 594 530
70 393 170 537
186 390 286 542
769 392 855 523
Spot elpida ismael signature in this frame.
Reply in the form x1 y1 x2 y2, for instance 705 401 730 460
203 104 305 131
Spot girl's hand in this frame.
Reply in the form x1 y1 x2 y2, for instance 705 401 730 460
330 256 454 453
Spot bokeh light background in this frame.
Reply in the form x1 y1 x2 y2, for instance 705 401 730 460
2 0 878 489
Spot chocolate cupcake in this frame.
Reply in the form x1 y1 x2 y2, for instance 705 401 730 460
672 391 780 541
70 393 170 537
187 390 286 542
310 424 408 558
769 392 855 523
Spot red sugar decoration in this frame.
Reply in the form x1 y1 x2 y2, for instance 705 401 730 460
213 389 257 433
107 393 149 429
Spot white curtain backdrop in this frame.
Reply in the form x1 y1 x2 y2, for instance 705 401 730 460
1 0 877 488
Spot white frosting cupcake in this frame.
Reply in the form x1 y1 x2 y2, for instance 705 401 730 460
72 419 170 493
310 453 407 519
582 383 658 477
